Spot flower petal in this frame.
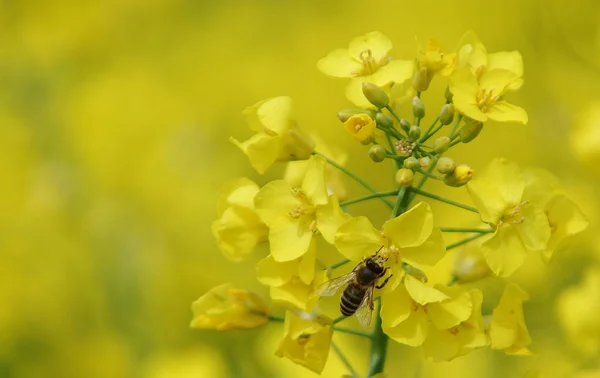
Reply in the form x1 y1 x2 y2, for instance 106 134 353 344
269 219 313 262
316 195 351 244
481 225 528 277
400 227 446 269
428 289 473 329
383 202 434 248
381 283 413 328
487 51 523 90
404 275 449 305
230 134 280 174
542 195 589 262
334 216 382 261
371 59 414 86
243 96 294 134
490 284 531 353
217 178 260 215
383 307 429 346
317 48 362 78
254 180 300 226
256 255 298 286
514 203 551 251
422 327 459 362
301 155 328 206
466 179 507 225
212 206 267 262
486 101 528 125
348 31 392 63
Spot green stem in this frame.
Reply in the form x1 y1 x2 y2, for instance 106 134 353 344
333 315 348 325
313 151 394 209
333 326 373 338
449 138 461 147
392 187 408 218
378 125 403 140
446 232 488 251
367 301 388 377
332 341 359 378
327 259 350 270
440 227 494 233
268 315 285 323
385 105 402 124
448 114 463 139
409 187 479 214
417 169 444 181
419 117 440 143
339 190 399 207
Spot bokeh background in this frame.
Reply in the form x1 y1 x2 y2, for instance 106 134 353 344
1 0 600 377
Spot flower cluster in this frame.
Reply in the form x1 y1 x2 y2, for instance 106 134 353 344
191 31 588 377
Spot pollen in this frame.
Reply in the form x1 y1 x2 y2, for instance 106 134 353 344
476 88 500 113
395 139 417 156
499 200 529 226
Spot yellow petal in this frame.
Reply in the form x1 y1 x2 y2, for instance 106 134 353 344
381 284 413 327
371 59 414 87
212 206 267 262
335 216 382 261
230 134 280 174
513 203 551 251
542 195 589 262
270 281 316 312
428 289 473 329
317 48 362 78
348 31 392 63
383 307 429 346
302 155 328 206
269 220 313 262
490 284 531 352
256 255 298 286
466 179 507 225
486 101 528 125
298 239 317 284
404 275 449 305
254 180 300 227
243 96 294 134
216 178 260 216
316 195 352 244
400 227 446 269
383 202 434 248
487 51 523 90
449 68 479 100
345 77 375 108
479 69 520 95
422 327 459 362
481 225 528 277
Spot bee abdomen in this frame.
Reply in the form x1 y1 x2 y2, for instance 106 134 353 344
340 285 366 316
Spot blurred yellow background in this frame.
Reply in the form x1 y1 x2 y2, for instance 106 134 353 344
1 0 599 377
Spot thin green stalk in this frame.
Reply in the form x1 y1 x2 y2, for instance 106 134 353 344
419 116 440 143
448 114 463 139
378 125 403 140
333 326 373 338
367 301 388 377
385 133 402 171
449 138 461 147
332 341 359 378
409 187 479 214
333 315 348 325
313 151 394 208
327 259 350 270
440 227 494 233
339 190 399 207
269 315 285 323
385 105 402 124
417 169 444 181
446 232 488 251
392 187 408 218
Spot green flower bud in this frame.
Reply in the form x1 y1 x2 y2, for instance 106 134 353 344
433 136 451 153
368 145 386 162
444 164 473 187
403 156 420 171
399 118 411 132
452 247 491 284
412 96 425 119
419 157 431 169
436 156 455 174
445 86 453 103
395 168 414 187
412 67 430 92
460 119 484 143
408 125 421 142
337 108 368 123
362 82 389 108
375 113 394 128
439 104 455 125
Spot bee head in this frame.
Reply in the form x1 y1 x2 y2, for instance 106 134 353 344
366 256 385 274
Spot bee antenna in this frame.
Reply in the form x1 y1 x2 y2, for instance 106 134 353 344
375 246 384 255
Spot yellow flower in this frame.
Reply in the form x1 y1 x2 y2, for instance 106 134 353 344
489 283 532 355
523 168 589 263
190 283 270 331
335 202 446 291
343 113 377 142
230 96 315 174
467 158 551 277
275 310 333 374
381 275 473 347
570 102 600 173
317 31 413 108
256 241 328 311
211 178 268 262
284 136 349 200
255 155 351 261
557 267 600 357
422 288 488 361
449 68 528 125
413 38 456 91
451 243 492 284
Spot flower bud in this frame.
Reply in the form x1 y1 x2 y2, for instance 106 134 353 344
412 96 425 118
368 145 386 162
438 103 455 125
395 168 414 187
460 119 484 143
419 156 431 169
362 82 389 108
433 136 451 153
412 67 430 92
444 164 473 187
337 108 368 122
403 156 420 171
343 114 376 143
408 125 421 142
436 156 455 174
375 113 394 128
445 86 453 103
452 247 491 284
399 118 411 132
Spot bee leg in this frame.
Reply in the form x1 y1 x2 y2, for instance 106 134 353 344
376 274 393 289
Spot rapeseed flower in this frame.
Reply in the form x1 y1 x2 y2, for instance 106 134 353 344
413 38 456 91
489 283 532 355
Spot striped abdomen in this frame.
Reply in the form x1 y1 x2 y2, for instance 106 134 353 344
340 284 366 316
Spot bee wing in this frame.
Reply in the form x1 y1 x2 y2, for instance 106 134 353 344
354 285 375 328
315 273 355 297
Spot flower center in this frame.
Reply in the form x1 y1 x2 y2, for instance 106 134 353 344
353 49 390 76
499 201 528 226
288 189 316 220
476 87 501 113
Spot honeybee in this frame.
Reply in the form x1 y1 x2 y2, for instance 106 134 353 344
316 247 392 327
